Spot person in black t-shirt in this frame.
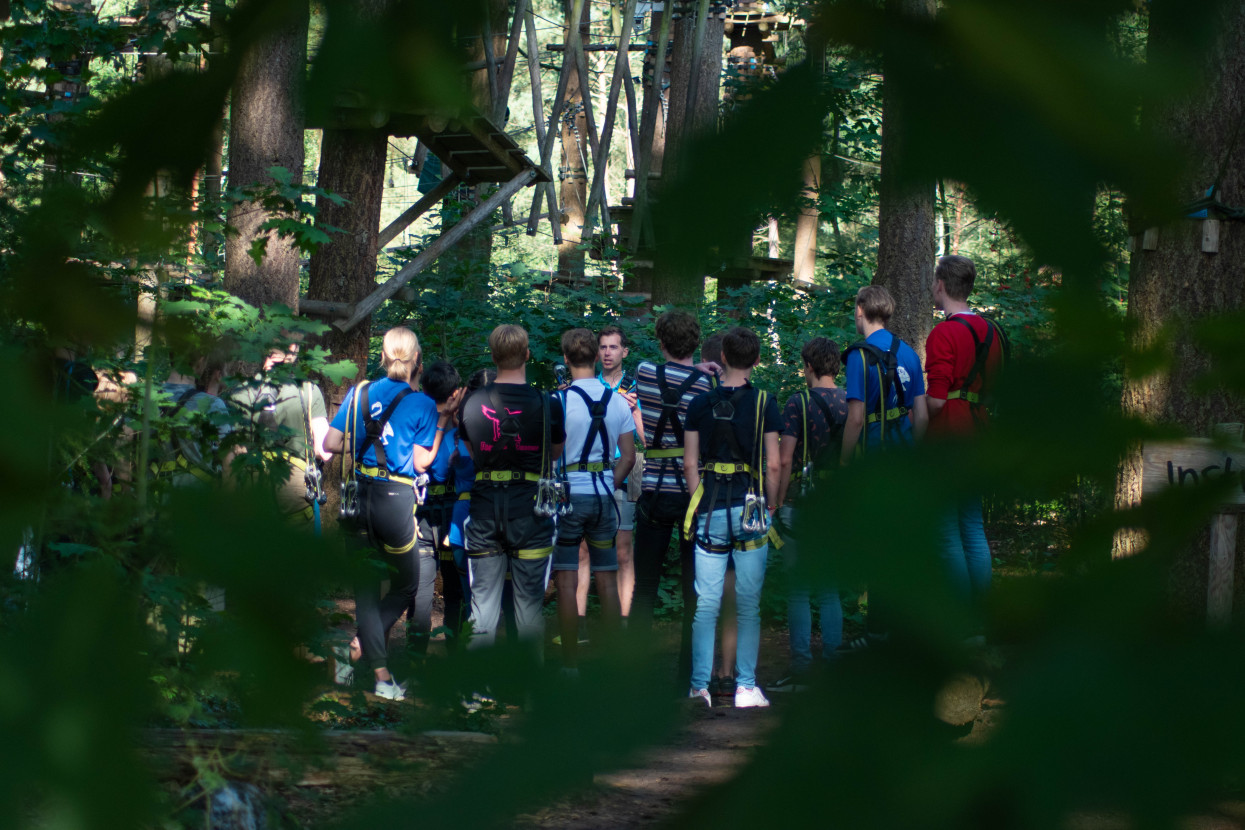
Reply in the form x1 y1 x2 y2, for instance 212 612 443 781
769 337 849 693
459 325 566 650
683 327 782 709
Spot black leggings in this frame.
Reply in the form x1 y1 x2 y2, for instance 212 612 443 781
353 477 418 669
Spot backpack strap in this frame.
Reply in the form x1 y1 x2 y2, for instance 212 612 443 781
355 384 414 471
844 337 909 443
946 315 1008 408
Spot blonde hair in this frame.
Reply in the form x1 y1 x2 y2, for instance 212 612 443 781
489 324 529 370
381 327 421 381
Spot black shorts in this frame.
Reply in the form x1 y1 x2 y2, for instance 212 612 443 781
417 494 455 556
464 484 555 557
355 477 417 555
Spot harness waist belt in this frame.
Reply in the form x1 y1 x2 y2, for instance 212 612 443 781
457 491 471 500
475 470 542 483
703 461 757 476
866 405 909 425
427 483 452 497
945 390 981 404
645 447 683 459
564 461 609 473
263 449 308 471
357 465 417 487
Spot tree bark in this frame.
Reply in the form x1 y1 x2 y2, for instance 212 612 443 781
1114 2 1245 617
306 130 386 408
874 0 936 358
224 0 308 311
651 2 723 309
557 0 590 280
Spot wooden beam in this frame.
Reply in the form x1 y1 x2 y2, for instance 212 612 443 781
546 43 651 52
526 0 565 244
622 56 641 174
299 298 356 318
1208 511 1238 629
336 169 538 332
376 173 461 249
581 0 640 244
461 118 525 177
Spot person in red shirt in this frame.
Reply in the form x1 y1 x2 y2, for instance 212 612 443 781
925 255 1005 639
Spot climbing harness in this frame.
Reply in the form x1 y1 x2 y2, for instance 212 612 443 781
842 335 909 447
795 389 841 498
681 385 783 552
646 364 707 493
945 315 1010 425
339 381 364 520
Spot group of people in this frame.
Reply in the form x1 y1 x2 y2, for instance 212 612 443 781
143 253 1004 709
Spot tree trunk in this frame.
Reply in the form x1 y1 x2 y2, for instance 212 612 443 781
557 0 590 281
306 130 386 408
651 2 723 309
793 153 820 284
1114 2 1245 619
224 0 309 311
874 0 935 358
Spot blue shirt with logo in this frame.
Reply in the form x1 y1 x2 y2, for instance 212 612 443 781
331 377 438 476
844 329 925 448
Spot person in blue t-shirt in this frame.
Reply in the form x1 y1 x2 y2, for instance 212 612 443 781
838 286 927 651
840 285 928 462
325 327 458 701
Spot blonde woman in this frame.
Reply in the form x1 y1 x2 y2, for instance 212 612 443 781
326 327 458 700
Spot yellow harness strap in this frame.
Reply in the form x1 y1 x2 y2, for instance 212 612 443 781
514 546 554 560
586 537 614 549
645 447 683 459
357 465 417 487
945 389 981 404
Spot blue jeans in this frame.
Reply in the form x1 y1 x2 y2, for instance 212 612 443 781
779 508 841 672
691 506 767 691
937 497 992 615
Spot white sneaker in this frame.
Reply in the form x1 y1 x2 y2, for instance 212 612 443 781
688 687 712 708
374 678 406 701
734 685 770 708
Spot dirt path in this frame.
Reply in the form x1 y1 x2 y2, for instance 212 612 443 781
518 705 777 829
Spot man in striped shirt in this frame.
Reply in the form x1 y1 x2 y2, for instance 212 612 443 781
631 311 718 684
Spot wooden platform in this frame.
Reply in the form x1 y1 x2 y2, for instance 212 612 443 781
313 100 549 187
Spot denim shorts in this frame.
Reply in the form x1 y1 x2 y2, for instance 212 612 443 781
553 493 620 572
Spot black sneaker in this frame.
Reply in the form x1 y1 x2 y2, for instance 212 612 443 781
768 672 812 693
710 676 736 698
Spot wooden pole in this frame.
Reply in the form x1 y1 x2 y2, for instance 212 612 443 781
336 169 537 333
622 55 641 174
628 4 672 253
581 0 640 243
1207 511 1239 629
481 16 500 121
528 0 583 243
522 2 555 242
376 174 461 249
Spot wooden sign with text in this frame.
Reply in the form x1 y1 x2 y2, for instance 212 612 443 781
1141 439 1245 506
1141 437 1245 628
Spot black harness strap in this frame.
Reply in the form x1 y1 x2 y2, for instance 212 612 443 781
649 365 702 451
356 385 415 471
567 385 613 473
649 364 705 495
947 315 1010 416
695 386 761 551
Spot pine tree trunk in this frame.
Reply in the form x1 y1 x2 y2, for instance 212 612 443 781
557 0 590 281
651 3 723 309
306 130 386 407
874 0 935 357
224 0 309 311
1114 2 1245 619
